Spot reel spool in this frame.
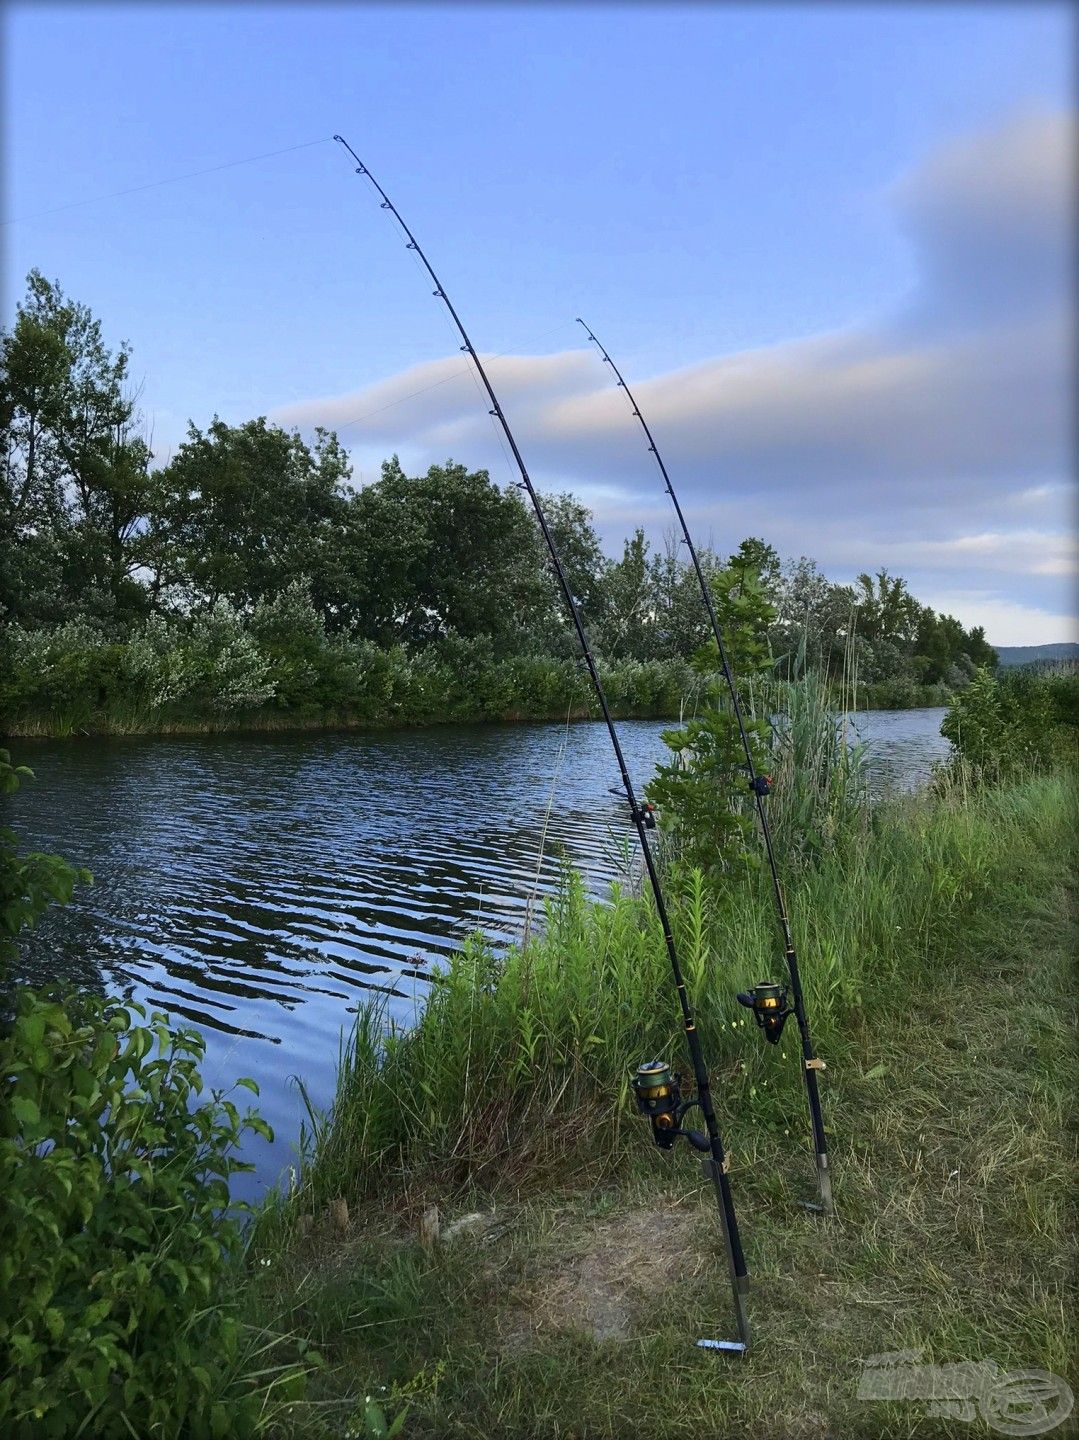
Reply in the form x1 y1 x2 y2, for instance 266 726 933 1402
631 1060 710 1152
736 982 791 1045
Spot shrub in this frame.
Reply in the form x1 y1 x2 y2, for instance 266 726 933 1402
0 621 109 733
1 752 90 977
0 991 311 1438
941 666 1078 779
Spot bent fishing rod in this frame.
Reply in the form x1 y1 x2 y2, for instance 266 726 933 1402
577 318 833 1217
333 134 750 1352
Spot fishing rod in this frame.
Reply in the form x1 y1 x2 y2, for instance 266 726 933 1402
332 135 750 1352
577 317 833 1217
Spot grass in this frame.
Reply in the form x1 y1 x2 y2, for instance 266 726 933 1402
241 769 1077 1438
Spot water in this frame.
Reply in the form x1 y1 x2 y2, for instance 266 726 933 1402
5 709 948 1196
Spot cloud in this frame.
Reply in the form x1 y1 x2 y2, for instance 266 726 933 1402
915 592 1078 648
273 109 1076 644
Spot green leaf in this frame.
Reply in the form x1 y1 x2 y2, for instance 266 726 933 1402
12 1096 41 1130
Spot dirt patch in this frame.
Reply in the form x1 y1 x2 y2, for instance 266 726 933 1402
499 1194 702 1347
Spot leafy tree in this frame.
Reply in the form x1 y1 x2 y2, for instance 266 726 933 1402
729 536 781 598
0 271 152 625
536 490 609 628
772 556 855 676
598 529 654 659
346 457 548 650
854 568 919 647
155 418 350 614
648 532 717 659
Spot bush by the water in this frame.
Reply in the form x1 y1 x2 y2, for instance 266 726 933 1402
0 586 702 737
1 755 314 1438
941 663 1078 779
0 991 315 1439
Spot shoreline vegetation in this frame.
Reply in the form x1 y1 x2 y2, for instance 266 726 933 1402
3 663 1076 1437
0 648 960 743
3 271 998 744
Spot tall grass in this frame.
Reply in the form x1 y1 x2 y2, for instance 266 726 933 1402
276 760 1073 1225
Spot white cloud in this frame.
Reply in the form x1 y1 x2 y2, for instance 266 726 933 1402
272 108 1077 645
917 592 1078 648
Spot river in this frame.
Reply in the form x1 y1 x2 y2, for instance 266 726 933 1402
5 709 949 1197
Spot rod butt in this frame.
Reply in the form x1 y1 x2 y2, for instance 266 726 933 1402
816 1152 834 1215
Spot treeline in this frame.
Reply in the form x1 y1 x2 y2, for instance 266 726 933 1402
1 271 995 733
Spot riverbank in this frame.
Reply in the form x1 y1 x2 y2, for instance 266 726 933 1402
1 681 957 741
244 771 1077 1438
0 621 957 740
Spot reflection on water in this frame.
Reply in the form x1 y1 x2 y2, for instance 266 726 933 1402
5 709 949 1195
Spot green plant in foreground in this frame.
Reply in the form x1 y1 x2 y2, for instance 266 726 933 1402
1 750 91 975
0 990 315 1438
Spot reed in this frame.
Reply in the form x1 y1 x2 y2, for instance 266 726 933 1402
275 766 1073 1223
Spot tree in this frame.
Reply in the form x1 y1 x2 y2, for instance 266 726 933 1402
596 529 654 659
647 550 776 875
0 271 152 625
648 531 717 658
854 569 918 647
536 491 609 627
155 419 350 614
345 457 551 650
729 536 781 598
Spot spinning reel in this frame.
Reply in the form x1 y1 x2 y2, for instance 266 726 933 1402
631 1060 711 1153
736 982 792 1045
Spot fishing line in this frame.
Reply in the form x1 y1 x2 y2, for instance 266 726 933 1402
332 133 751 1354
3 137 333 227
577 317 834 1216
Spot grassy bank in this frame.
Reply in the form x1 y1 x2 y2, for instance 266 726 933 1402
244 771 1077 1438
0 613 960 740
0 636 699 739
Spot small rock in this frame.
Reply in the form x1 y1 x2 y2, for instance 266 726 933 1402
419 1205 441 1251
443 1211 493 1244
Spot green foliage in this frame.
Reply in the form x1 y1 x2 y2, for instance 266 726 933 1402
646 558 775 875
0 270 152 626
0 751 90 976
0 990 313 1438
941 665 1078 779
157 418 351 614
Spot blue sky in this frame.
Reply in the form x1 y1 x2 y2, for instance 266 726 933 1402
4 2 1075 644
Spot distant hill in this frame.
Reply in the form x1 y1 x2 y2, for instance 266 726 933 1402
994 643 1079 668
